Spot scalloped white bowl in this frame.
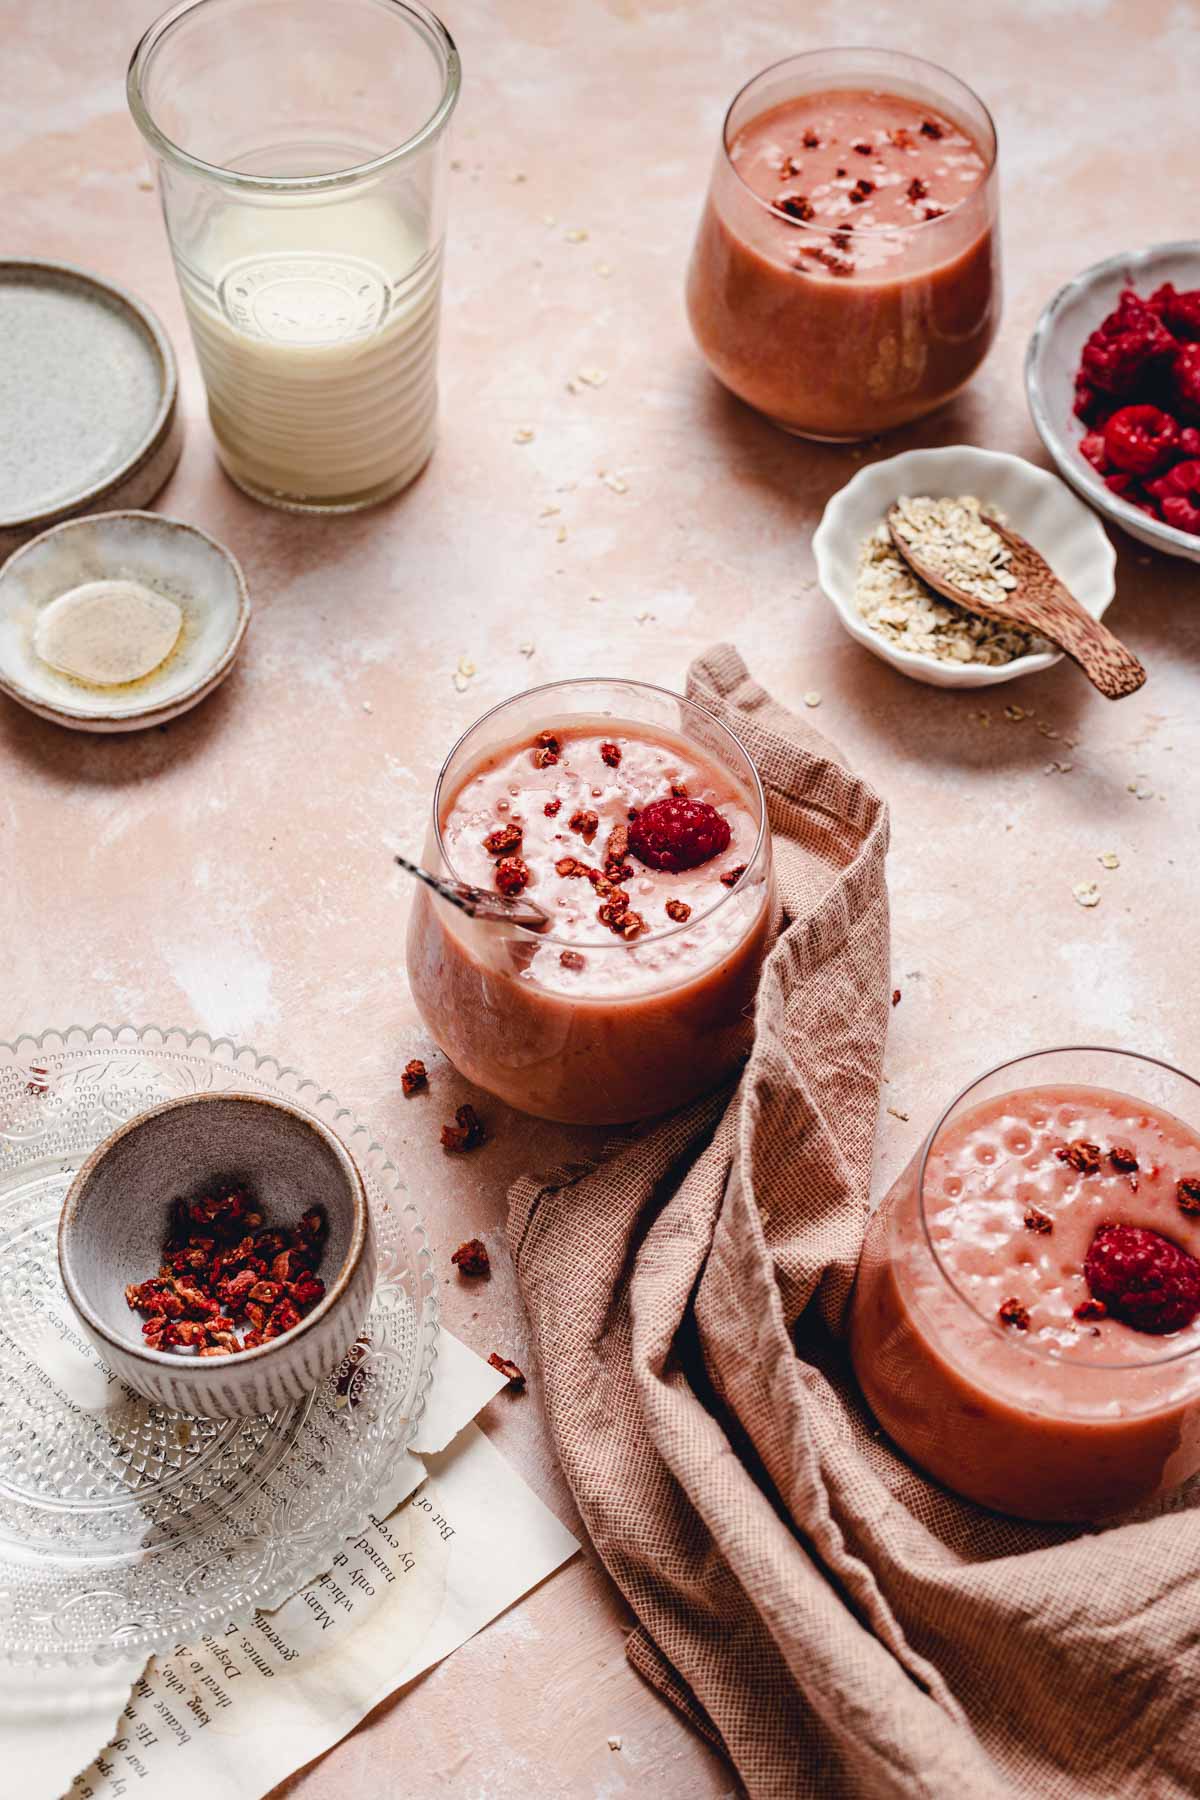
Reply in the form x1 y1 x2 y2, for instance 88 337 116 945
1025 241 1200 564
812 446 1118 688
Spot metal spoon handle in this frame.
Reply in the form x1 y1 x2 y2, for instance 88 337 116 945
393 853 551 933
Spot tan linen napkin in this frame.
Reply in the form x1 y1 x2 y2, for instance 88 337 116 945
509 645 1200 1800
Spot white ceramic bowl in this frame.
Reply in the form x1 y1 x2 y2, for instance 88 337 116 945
59 1093 377 1418
812 446 1117 689
0 509 249 731
1025 241 1200 564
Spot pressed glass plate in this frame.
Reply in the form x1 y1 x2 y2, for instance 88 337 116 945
0 1024 438 1669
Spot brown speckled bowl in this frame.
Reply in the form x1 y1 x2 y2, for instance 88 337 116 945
58 1092 376 1418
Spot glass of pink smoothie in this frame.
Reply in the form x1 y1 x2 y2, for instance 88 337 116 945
686 48 1001 440
405 680 775 1124
850 1048 1200 1521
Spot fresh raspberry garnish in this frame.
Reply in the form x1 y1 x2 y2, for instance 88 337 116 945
1103 404 1180 475
627 796 732 873
1172 343 1200 421
1146 458 1200 534
1083 1223 1200 1335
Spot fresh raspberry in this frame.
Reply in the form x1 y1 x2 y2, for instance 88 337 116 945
1149 281 1200 342
1080 290 1176 397
1079 431 1109 472
1083 1224 1200 1335
1074 381 1117 428
1146 458 1200 530
627 796 732 873
1103 404 1180 475
1172 343 1200 421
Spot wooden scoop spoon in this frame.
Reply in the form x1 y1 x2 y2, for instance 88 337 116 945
886 504 1145 700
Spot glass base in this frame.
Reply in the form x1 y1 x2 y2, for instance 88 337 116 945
216 440 436 514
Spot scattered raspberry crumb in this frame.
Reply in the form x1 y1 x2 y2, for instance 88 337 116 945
920 119 943 139
1109 1145 1139 1173
1056 1139 1102 1175
556 855 591 879
1023 1207 1053 1235
442 1104 487 1153
569 808 599 843
494 854 531 896
849 177 875 204
719 864 747 888
802 128 820 148
1178 1177 1200 1216
852 140 873 155
451 1238 490 1279
665 899 691 923
544 798 562 817
906 176 928 202
923 206 946 221
1085 1223 1200 1333
488 1353 526 1389
559 949 585 971
401 1058 428 1097
599 741 622 767
1074 1297 1108 1322
998 1297 1030 1330
482 822 523 857
777 194 815 223
890 127 914 149
891 989 901 1007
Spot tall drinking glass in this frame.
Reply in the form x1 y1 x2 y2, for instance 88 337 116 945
128 0 460 512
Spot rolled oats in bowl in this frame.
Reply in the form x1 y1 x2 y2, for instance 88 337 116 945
855 494 1050 666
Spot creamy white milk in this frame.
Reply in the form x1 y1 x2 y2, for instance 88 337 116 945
176 191 441 508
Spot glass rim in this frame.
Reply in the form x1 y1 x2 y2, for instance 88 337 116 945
431 676 770 954
917 1044 1200 1373
720 45 998 240
127 0 461 193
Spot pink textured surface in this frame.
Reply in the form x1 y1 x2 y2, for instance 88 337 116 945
3 0 1197 1793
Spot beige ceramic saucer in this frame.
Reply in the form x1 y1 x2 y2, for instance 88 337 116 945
0 260 182 556
0 510 250 731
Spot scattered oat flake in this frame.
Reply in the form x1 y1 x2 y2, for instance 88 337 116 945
588 592 604 604
452 672 470 693
362 700 373 714
555 525 567 543
457 656 476 678
607 1737 623 1752
518 641 535 657
1004 704 1028 722
565 227 589 242
803 691 822 708
600 471 628 494
513 427 535 444
635 610 655 624
596 262 612 277
1073 881 1101 909
1098 851 1121 869
577 367 607 387
539 505 560 518
511 171 527 183
887 1106 910 1122
542 213 556 225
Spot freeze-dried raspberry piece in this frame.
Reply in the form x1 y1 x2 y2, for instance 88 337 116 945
494 854 531 896
482 822 523 857
628 796 732 873
488 1353 526 1389
401 1058 428 1097
450 1238 491 1278
1103 404 1180 475
1084 1223 1200 1334
1172 343 1200 421
442 1103 486 1153
288 1272 326 1309
264 1296 302 1340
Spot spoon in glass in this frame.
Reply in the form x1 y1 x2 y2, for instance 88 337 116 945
393 852 551 933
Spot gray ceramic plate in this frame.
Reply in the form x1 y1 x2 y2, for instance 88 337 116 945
0 261 182 555
1025 241 1200 565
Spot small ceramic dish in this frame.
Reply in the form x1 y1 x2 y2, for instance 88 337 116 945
58 1093 377 1418
0 510 249 732
812 445 1117 689
1025 241 1200 565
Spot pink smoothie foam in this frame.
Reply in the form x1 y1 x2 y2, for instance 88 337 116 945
406 719 773 1123
851 1084 1200 1520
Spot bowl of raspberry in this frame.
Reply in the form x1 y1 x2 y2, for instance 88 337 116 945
1026 241 1200 562
58 1092 377 1417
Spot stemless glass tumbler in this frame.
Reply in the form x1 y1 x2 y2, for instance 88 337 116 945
128 0 460 511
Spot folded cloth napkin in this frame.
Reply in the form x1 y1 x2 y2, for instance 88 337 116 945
509 645 1200 1800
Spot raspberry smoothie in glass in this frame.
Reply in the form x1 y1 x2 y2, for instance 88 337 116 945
686 48 1000 439
405 680 775 1124
850 1049 1200 1521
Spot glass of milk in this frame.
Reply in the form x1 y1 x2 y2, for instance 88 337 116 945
128 0 460 512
